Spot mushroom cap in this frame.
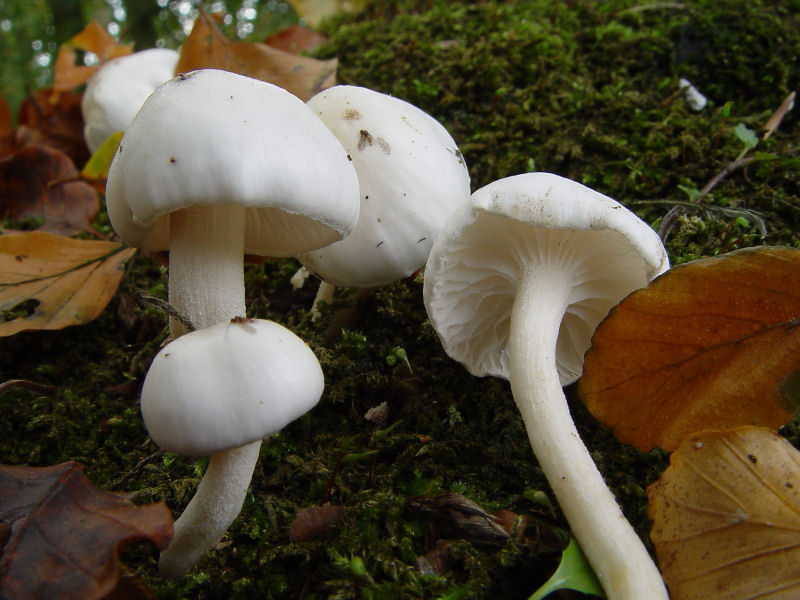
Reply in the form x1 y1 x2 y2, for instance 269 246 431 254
106 69 360 256
81 48 179 153
299 85 471 287
141 318 324 456
423 172 669 385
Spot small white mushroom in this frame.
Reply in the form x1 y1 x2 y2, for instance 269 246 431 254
141 318 324 579
81 48 179 153
298 85 471 317
424 172 670 600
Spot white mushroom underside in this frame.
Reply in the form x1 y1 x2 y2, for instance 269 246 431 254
425 216 650 385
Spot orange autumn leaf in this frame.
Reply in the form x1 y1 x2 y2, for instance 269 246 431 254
0 232 136 336
176 9 336 101
53 21 132 93
579 246 800 452
0 145 99 235
648 427 800 600
0 461 171 600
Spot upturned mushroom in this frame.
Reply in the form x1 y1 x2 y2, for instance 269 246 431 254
105 68 359 576
297 85 471 317
81 48 179 153
423 172 670 600
141 318 324 578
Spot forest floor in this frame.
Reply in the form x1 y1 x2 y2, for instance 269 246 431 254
1 1 799 599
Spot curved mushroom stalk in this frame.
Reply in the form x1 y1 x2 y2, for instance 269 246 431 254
509 263 668 600
310 280 337 321
423 173 671 600
141 318 324 579
159 441 261 580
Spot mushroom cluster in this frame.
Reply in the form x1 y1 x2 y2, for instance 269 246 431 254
105 68 360 577
105 64 670 596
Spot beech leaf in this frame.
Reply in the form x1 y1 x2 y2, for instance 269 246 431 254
80 131 123 193
263 24 328 54
648 427 800 600
0 95 10 134
289 0 369 27
579 246 800 452
53 22 132 92
15 89 89 167
0 461 172 600
176 9 336 101
0 145 99 235
0 232 136 336
288 503 346 542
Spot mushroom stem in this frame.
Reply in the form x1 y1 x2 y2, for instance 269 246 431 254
160 203 262 578
508 262 668 600
310 280 337 321
168 204 247 334
158 441 262 579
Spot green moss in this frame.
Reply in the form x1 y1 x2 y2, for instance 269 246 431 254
1 2 799 599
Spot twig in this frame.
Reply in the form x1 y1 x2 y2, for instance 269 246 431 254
129 288 195 332
108 448 166 490
658 90 795 242
659 151 759 240
0 379 57 396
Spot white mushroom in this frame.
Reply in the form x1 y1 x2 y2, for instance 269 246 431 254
141 318 324 579
298 85 471 317
105 68 359 577
423 172 670 600
81 48 179 153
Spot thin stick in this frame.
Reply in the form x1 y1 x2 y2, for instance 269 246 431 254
130 288 195 332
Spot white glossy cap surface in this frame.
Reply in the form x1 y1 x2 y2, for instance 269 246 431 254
424 172 669 385
141 318 324 455
299 85 471 287
106 69 360 256
81 48 179 153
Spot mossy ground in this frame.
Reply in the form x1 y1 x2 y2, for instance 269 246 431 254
1 1 799 599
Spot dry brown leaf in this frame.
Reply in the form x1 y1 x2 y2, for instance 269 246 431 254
763 91 795 140
288 503 346 542
648 427 800 600
0 95 11 134
0 232 136 336
263 24 328 54
0 461 171 600
0 145 99 235
53 22 132 92
176 10 336 101
579 246 800 452
288 0 368 27
15 89 89 166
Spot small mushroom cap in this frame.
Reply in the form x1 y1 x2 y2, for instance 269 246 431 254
106 69 360 256
299 85 471 287
424 172 669 385
141 318 324 456
81 48 179 153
